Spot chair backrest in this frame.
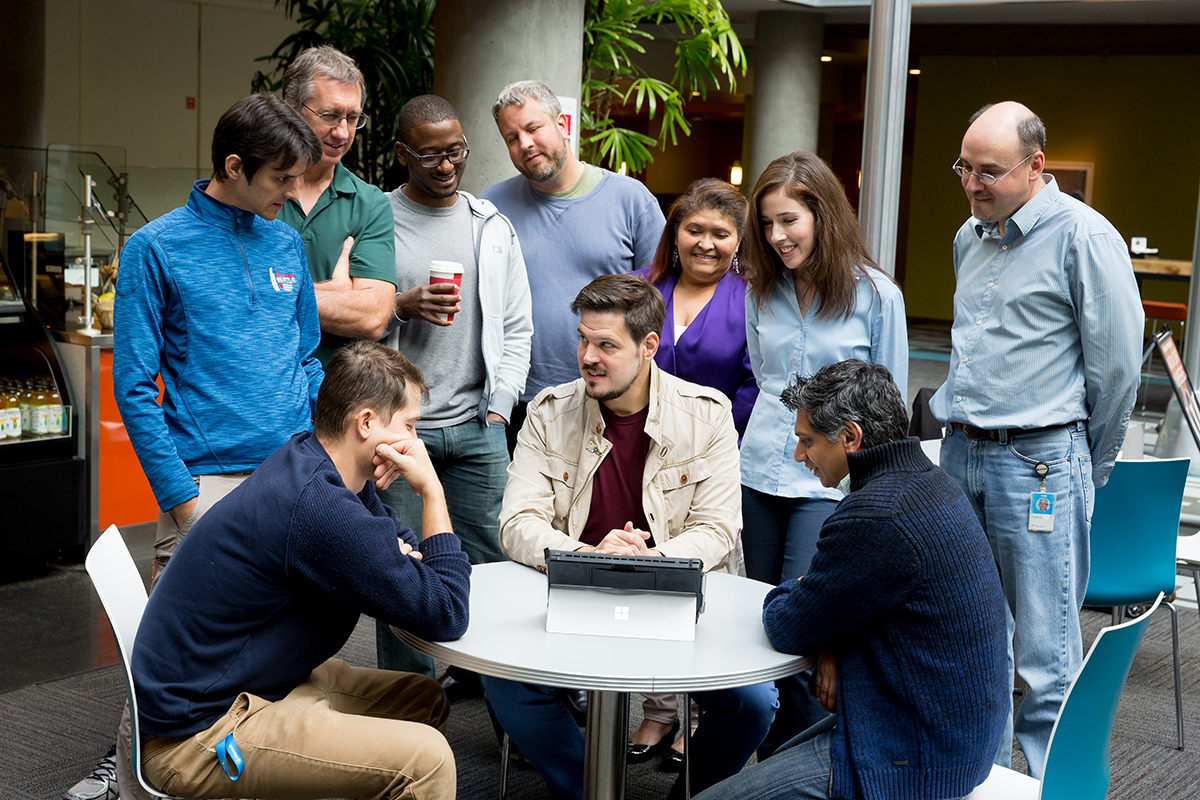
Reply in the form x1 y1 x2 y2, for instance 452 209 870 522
1084 458 1189 607
85 524 172 799
1038 592 1162 800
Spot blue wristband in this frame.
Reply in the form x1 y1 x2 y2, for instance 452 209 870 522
216 734 243 781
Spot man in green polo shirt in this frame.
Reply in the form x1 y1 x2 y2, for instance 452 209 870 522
279 45 397 365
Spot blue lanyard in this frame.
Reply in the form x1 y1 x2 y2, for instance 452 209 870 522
216 734 243 781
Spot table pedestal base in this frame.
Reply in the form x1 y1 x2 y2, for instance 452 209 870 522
584 690 629 800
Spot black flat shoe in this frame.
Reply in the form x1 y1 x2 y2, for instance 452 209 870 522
437 668 483 703
627 718 680 763
659 749 686 772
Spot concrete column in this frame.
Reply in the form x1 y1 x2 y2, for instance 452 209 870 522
746 10 823 189
858 0 911 277
1185 173 1200 373
434 0 585 196
0 0 47 149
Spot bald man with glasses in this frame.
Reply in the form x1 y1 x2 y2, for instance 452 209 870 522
931 101 1143 779
279 45 397 365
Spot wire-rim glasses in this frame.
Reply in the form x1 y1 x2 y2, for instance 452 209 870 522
952 152 1035 186
303 104 369 130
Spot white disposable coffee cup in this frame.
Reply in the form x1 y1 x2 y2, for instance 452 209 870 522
429 260 463 322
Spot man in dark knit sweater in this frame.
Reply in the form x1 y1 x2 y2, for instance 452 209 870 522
696 360 1008 800
130 341 471 800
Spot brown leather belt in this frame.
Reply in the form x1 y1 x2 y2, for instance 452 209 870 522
950 421 1078 442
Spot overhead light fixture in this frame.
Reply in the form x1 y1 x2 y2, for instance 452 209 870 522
820 55 832 63
730 160 743 187
692 91 701 97
909 68 921 75
619 161 628 176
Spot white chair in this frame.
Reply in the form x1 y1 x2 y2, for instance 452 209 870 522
964 593 1164 800
918 437 942 465
85 524 180 799
1175 530 1200 625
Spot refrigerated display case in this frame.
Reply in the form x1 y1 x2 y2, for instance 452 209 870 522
0 253 87 560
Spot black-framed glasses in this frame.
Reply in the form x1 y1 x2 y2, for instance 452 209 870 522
401 138 470 169
303 104 369 130
951 152 1034 186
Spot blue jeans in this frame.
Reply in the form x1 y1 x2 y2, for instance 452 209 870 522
740 486 837 757
940 422 1094 779
376 418 509 676
693 715 836 800
480 677 778 800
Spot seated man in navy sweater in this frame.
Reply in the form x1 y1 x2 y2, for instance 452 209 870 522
696 359 1009 800
130 341 471 800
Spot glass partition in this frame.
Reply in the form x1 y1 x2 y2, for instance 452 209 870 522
44 143 132 262
123 164 207 230
1 145 206 322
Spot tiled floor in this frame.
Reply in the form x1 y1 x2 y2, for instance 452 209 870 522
0 523 152 694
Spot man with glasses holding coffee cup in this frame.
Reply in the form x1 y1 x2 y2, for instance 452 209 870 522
931 101 1142 777
378 94 533 685
279 46 398 366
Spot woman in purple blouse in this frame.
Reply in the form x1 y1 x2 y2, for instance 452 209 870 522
636 178 758 438
629 178 759 769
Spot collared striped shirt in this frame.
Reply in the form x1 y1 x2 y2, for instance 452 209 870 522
931 176 1143 486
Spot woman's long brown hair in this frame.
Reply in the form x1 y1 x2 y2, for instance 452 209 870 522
744 151 883 318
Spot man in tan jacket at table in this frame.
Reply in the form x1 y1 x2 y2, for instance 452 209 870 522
481 273 777 800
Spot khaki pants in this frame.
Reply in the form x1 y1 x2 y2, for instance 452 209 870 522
140 658 454 800
641 693 700 728
640 544 744 731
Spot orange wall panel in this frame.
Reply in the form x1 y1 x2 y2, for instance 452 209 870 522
98 349 162 530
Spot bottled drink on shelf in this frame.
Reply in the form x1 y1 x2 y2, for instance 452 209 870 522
1 377 68 439
5 383 22 439
46 383 64 436
0 382 13 439
30 382 50 437
19 383 34 438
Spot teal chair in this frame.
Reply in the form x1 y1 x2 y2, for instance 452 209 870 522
1084 456 1188 751
964 593 1165 799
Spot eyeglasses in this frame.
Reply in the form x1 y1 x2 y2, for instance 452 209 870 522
400 139 470 169
303 104 369 130
951 152 1035 186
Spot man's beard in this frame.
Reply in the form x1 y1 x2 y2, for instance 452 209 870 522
583 362 643 403
519 140 568 183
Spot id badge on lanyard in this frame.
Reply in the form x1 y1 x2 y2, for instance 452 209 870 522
1028 462 1055 532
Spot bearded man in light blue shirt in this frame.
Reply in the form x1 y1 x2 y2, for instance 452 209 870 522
930 101 1143 779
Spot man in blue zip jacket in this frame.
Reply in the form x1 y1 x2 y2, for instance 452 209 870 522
114 93 326 582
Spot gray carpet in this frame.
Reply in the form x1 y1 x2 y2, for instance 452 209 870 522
3 608 1199 800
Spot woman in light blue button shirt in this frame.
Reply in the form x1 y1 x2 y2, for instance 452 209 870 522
741 151 908 752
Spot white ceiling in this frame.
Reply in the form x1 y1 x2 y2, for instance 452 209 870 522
720 0 1200 27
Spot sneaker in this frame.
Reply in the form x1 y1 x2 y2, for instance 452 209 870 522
65 747 118 800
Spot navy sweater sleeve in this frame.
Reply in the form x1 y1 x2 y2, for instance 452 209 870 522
287 473 471 641
763 515 922 656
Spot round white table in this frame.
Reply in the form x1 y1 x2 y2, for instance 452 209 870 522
398 560 811 800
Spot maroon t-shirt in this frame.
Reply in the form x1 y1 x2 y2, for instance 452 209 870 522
580 404 655 548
